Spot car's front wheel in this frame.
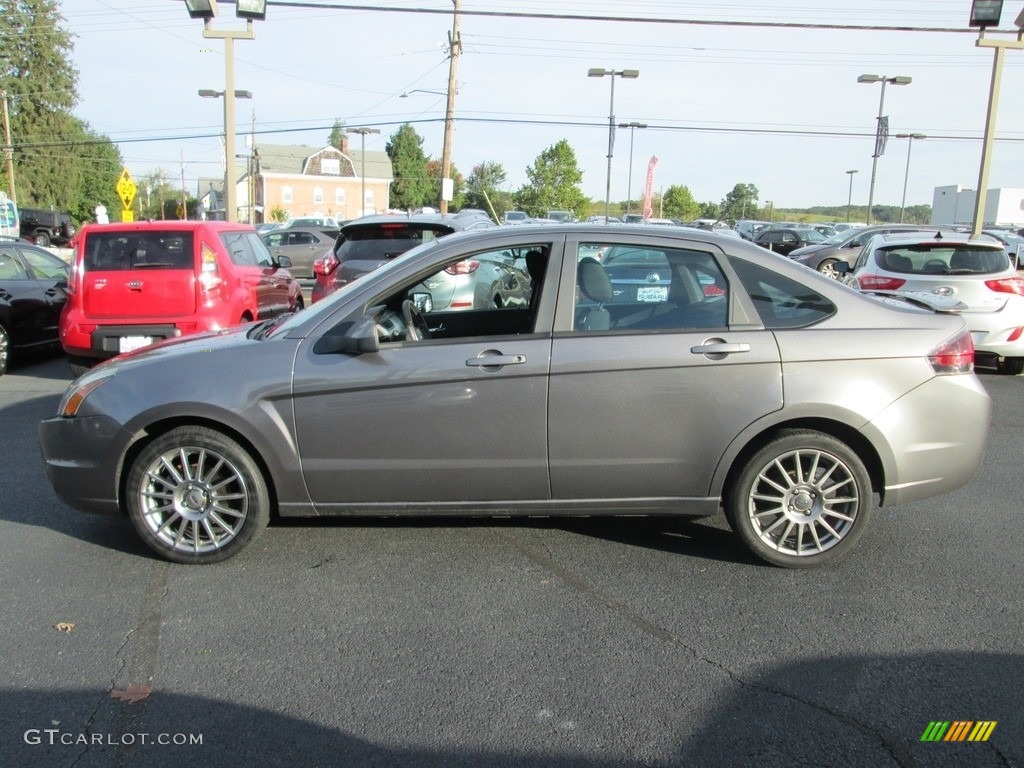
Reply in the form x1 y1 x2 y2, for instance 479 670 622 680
817 258 840 279
125 426 270 564
725 430 872 568
0 323 10 376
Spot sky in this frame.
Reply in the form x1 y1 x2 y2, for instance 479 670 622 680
57 0 1024 213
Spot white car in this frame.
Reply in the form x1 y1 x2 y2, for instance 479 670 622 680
840 231 1024 374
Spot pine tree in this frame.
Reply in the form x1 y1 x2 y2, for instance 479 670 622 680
385 124 434 210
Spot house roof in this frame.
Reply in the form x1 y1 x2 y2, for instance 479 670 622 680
256 143 393 180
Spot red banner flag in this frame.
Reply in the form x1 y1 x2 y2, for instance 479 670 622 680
642 156 659 219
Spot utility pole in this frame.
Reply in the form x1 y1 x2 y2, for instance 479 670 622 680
181 152 187 219
439 0 461 214
1 90 16 203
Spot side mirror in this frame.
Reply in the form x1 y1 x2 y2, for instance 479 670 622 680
313 316 380 355
274 254 292 269
833 261 851 275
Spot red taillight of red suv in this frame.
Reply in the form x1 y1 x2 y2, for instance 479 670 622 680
927 328 974 374
198 243 222 293
444 259 479 275
313 252 338 276
858 275 906 290
984 277 1024 296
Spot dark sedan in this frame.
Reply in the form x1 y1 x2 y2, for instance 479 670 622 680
0 240 68 375
753 227 828 257
39 225 990 569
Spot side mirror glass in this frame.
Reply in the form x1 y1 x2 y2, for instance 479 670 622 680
312 316 380 355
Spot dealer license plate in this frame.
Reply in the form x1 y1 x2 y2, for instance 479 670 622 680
637 286 668 302
119 336 153 353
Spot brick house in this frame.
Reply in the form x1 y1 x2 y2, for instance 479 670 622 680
201 136 394 222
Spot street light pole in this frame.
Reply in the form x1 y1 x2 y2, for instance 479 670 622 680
857 73 911 225
895 133 926 223
845 169 858 222
185 1 266 223
967 2 1024 236
346 127 380 218
617 121 646 215
589 68 640 221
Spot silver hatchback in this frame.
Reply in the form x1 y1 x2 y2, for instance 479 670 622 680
840 231 1024 374
39 226 991 568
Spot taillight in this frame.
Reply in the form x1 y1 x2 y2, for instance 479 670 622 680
199 243 221 292
445 259 479 275
1007 327 1023 342
927 328 974 375
313 252 338 276
984 277 1024 295
66 260 78 293
858 275 906 290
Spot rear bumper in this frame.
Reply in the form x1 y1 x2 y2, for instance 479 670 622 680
864 373 991 506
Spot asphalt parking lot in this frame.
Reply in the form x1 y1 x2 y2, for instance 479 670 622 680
1 352 1021 768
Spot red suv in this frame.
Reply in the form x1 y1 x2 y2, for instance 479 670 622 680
60 220 302 376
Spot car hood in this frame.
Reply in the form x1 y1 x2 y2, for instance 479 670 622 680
92 325 255 374
788 242 829 258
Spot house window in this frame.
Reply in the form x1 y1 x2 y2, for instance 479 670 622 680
364 189 374 211
282 185 293 204
313 186 324 205
335 188 346 206
321 158 340 175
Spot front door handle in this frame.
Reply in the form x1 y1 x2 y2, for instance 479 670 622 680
466 353 526 368
691 342 750 355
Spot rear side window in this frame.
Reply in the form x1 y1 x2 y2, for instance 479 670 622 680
336 225 449 263
221 231 273 267
877 245 1008 275
83 232 194 271
730 257 835 329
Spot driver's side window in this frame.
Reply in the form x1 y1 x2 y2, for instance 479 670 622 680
376 246 547 344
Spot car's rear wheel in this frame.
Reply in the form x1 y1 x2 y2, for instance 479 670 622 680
125 426 270 564
725 430 872 568
817 259 840 279
0 324 10 376
67 356 95 378
997 356 1024 375
34 231 51 248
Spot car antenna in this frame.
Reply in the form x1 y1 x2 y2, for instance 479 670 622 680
934 230 943 239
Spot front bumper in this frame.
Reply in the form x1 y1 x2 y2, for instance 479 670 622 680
38 414 134 516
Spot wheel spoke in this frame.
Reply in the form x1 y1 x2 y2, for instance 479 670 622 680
160 455 184 484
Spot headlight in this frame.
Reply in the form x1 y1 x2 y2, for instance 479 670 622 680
59 374 113 418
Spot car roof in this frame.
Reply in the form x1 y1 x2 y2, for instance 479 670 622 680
869 231 1003 248
79 220 256 233
340 213 493 232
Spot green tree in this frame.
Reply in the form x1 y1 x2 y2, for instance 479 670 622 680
465 162 512 221
661 184 701 222
514 139 589 219
720 183 759 221
699 201 721 219
426 158 465 211
327 119 346 150
70 122 123 224
1 0 81 209
385 123 433 210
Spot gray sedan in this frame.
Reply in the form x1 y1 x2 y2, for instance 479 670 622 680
39 225 990 568
261 226 338 278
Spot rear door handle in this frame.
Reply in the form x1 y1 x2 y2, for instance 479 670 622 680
466 354 526 367
691 342 750 355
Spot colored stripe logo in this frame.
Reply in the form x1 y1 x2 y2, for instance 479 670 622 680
921 721 997 742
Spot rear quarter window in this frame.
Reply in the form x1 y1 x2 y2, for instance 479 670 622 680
730 257 836 329
83 232 194 271
878 246 1008 275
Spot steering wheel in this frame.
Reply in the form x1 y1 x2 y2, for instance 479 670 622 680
401 299 431 341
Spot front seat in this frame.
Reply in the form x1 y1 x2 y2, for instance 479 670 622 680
576 257 613 331
525 250 545 310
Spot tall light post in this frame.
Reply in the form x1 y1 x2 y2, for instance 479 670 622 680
199 88 252 220
589 68 640 221
845 169 858 222
857 73 911 225
617 121 646 215
185 0 266 223
894 133 926 223
346 127 380 218
968 1 1024 236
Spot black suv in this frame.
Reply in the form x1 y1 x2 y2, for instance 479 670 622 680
19 207 76 247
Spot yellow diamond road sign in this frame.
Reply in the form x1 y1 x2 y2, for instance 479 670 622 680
116 168 137 210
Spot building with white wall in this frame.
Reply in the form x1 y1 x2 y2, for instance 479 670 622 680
932 185 1024 227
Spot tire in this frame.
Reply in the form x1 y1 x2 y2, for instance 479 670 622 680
724 430 872 568
0 324 9 376
997 357 1024 375
125 426 270 564
817 258 840 279
67 356 95 379
34 231 51 248
295 295 305 311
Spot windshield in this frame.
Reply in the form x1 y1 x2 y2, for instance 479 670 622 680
336 224 448 262
803 229 828 243
822 230 852 245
